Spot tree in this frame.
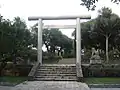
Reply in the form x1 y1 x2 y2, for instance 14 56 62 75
0 16 33 64
72 7 120 63
81 0 120 10
11 17 33 64
0 16 38 75
93 7 120 63
72 20 96 49
0 15 12 75
31 26 73 55
44 29 72 55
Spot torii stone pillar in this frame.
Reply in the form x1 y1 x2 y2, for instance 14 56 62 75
76 18 83 81
28 15 91 81
38 19 43 64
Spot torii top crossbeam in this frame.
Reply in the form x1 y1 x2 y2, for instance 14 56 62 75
28 15 91 20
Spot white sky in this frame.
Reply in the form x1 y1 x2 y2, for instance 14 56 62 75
0 0 120 38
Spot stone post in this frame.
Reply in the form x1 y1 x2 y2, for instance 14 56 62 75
38 18 42 64
76 18 83 81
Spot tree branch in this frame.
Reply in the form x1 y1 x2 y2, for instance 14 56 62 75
99 28 106 37
112 20 119 30
99 32 106 37
108 34 111 38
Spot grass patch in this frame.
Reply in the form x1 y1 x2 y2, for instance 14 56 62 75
0 76 27 84
85 77 120 84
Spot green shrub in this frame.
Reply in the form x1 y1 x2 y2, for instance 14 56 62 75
43 56 49 60
43 55 62 61
2 64 32 76
54 56 62 60
63 54 74 58
82 50 91 63
109 49 120 61
15 65 32 76
4 62 14 70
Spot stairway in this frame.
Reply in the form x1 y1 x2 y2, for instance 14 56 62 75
34 64 77 81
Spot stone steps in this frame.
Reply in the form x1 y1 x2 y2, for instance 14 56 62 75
34 64 77 81
38 69 76 71
36 73 76 76
34 78 77 81
41 64 76 66
39 67 76 70
36 71 76 74
38 68 76 70
35 76 76 78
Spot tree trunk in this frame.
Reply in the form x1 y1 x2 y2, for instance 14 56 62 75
46 45 49 52
106 36 109 63
73 39 76 57
44 43 50 52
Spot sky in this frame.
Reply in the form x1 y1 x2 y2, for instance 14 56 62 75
0 0 120 38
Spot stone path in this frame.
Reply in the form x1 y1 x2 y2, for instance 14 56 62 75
0 86 13 90
0 86 120 90
12 81 90 90
90 88 120 90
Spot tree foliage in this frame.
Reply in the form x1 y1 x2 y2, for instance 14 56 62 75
0 15 37 75
0 16 34 64
72 7 120 62
81 0 120 10
93 7 120 62
31 26 73 55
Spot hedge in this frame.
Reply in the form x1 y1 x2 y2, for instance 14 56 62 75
82 64 120 77
2 62 120 77
15 65 32 76
2 64 32 76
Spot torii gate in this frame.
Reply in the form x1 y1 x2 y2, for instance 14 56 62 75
28 15 91 80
